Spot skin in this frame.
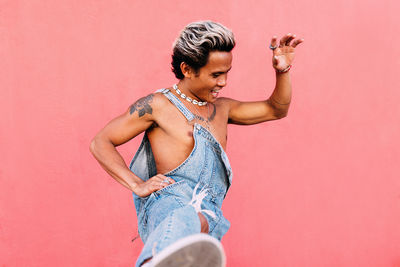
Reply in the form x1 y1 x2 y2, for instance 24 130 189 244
90 33 303 264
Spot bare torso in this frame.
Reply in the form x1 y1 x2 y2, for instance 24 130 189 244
147 89 229 174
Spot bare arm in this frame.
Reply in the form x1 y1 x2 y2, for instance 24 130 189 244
227 33 304 125
89 93 175 196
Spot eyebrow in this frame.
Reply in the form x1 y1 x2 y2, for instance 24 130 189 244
212 67 232 75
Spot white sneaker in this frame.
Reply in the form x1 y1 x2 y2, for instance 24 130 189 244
145 233 226 267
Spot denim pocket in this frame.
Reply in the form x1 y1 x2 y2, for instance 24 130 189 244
153 179 193 200
140 180 193 236
154 179 185 194
138 180 188 215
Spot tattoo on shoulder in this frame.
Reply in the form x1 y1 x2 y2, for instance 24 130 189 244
208 103 216 121
130 94 154 117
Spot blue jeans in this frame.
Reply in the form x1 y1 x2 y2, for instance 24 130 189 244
129 89 233 267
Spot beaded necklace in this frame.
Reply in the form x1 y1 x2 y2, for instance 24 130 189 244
173 84 207 106
172 84 213 132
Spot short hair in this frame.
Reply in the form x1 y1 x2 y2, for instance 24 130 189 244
171 21 235 79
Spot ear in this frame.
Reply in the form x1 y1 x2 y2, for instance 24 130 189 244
180 62 194 79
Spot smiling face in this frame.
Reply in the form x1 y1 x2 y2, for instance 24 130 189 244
180 51 233 103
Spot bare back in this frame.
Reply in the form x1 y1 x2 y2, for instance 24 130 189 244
147 89 229 174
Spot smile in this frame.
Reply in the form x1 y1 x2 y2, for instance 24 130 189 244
211 89 220 97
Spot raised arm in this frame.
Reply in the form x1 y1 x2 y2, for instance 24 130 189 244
227 33 304 125
89 93 175 197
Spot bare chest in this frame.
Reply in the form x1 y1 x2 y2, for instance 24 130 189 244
147 102 228 174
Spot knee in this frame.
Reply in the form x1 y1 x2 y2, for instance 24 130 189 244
197 212 209 233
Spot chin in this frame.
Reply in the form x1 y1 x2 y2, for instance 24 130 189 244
207 93 219 102
205 95 217 103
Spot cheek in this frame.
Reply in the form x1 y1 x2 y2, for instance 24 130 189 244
207 77 217 85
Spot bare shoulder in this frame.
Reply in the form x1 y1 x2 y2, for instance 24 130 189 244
209 97 236 122
214 97 239 110
128 92 168 118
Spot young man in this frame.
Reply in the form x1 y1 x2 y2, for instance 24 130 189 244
90 21 303 267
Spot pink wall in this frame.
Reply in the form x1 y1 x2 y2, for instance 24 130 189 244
1 0 400 266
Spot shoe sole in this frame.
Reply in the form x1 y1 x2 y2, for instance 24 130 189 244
151 233 226 267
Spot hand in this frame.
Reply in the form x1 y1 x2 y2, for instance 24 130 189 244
270 33 304 72
134 174 176 198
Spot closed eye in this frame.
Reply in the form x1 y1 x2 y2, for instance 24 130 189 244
211 67 232 78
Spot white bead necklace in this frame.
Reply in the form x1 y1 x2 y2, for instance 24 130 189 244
173 84 207 106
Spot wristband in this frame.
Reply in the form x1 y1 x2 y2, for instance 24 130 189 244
276 64 292 73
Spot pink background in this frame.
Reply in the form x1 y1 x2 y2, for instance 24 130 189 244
1 0 400 266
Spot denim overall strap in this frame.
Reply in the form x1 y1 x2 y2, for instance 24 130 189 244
156 88 195 122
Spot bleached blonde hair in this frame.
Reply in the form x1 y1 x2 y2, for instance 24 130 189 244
171 21 235 79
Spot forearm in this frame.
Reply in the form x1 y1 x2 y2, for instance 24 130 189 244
89 137 143 193
268 71 292 117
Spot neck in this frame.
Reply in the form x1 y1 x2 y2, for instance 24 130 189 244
176 80 202 102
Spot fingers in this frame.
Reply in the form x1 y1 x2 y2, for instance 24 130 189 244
156 174 175 184
137 175 176 197
291 38 304 48
279 33 291 47
272 33 304 48
154 174 175 190
270 35 278 49
279 33 296 47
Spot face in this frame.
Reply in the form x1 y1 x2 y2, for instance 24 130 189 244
184 51 233 103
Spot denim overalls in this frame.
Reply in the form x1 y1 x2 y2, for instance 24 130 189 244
129 88 233 267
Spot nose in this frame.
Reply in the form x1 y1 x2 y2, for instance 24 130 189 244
217 74 227 87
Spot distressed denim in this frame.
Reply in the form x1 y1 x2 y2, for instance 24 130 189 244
129 88 233 267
